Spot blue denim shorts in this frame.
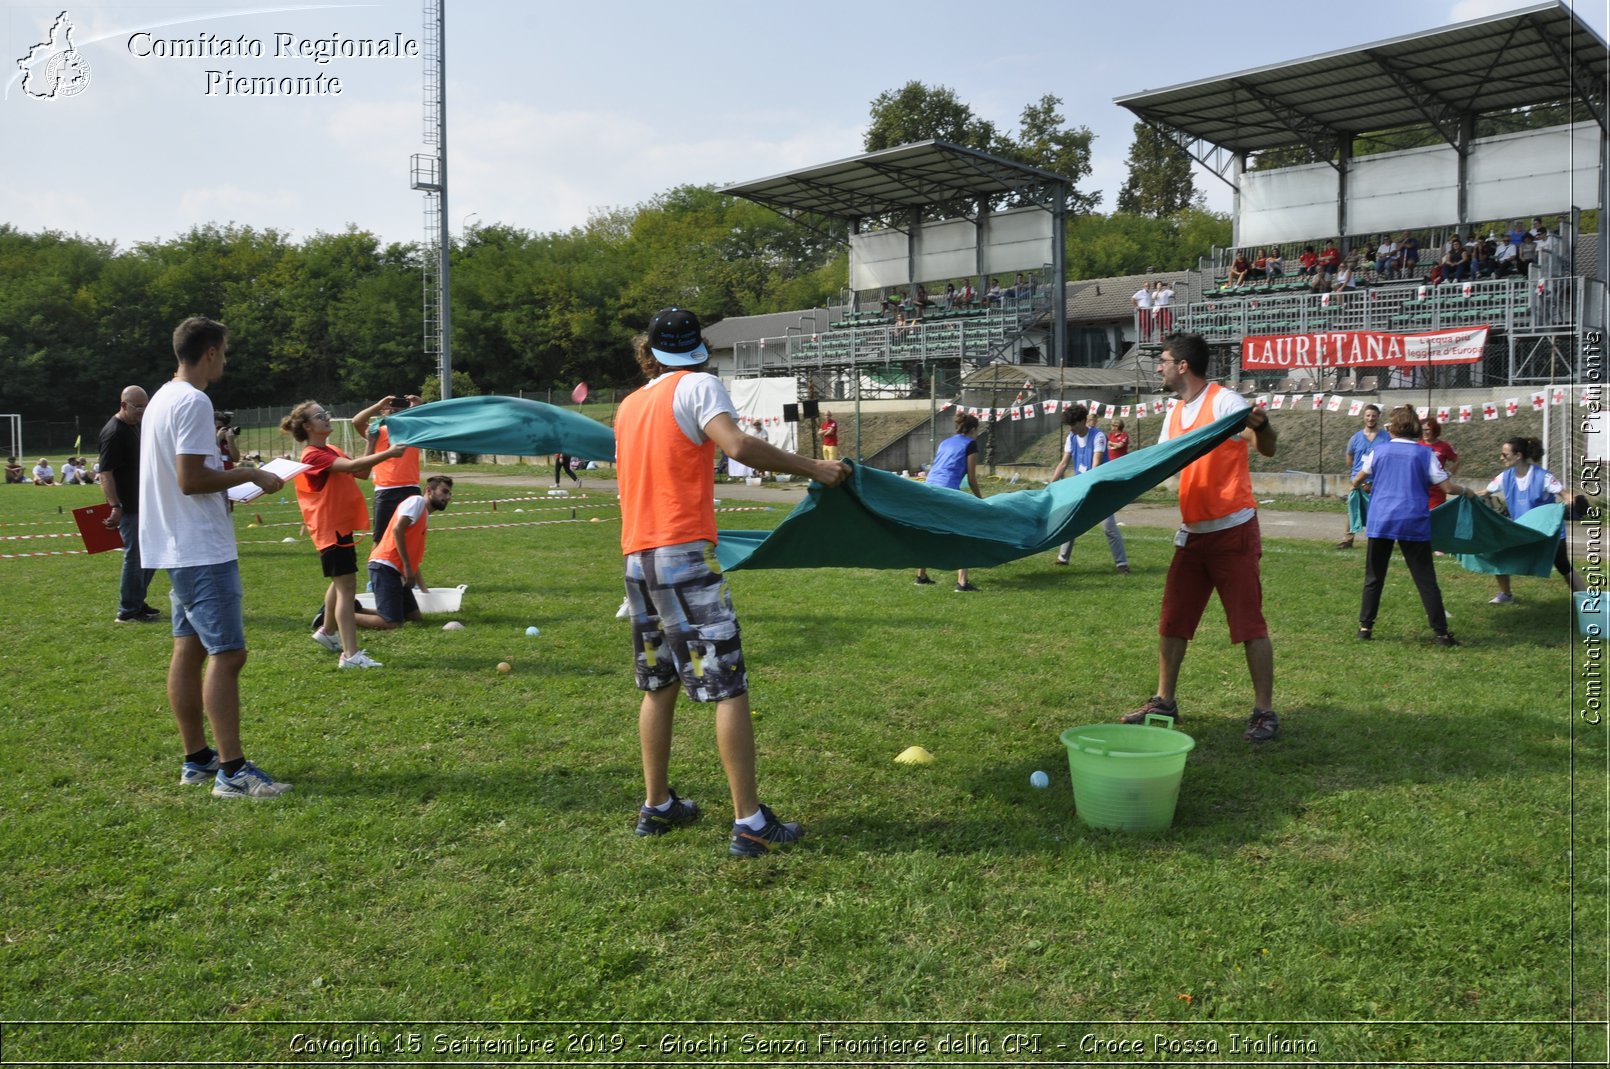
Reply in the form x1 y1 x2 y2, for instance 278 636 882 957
367 562 418 624
169 560 246 654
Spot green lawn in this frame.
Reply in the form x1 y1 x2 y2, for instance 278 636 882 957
0 479 1602 1064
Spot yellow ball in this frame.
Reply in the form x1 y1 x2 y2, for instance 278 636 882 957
496 661 512 674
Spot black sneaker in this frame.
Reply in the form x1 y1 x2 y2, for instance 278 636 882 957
1244 709 1280 742
914 575 936 586
137 604 162 620
634 789 701 837
114 610 157 624
1120 696 1179 724
729 803 804 858
1434 632 1459 648
954 582 981 592
1356 627 1372 641
311 606 326 631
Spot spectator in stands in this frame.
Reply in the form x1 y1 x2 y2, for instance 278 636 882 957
1249 249 1270 282
1374 235 1398 278
32 458 55 485
1317 239 1342 277
959 279 975 307
1508 220 1527 247
1493 233 1519 277
943 281 957 309
985 278 1004 306
1227 250 1252 287
1516 231 1538 273
1264 250 1285 279
4 457 22 484
1535 226 1560 272
1153 280 1175 334
915 284 934 317
880 289 903 315
1132 280 1155 341
1438 238 1471 283
1529 216 1547 238
1393 233 1420 278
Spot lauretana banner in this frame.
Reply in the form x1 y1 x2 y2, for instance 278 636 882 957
1242 326 1489 369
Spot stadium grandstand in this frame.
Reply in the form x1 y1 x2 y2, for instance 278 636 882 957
719 2 1604 402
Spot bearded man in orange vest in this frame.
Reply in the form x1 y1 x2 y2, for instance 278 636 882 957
359 474 453 628
617 308 849 857
1121 333 1282 742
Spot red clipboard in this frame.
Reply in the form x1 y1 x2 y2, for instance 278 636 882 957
72 504 125 554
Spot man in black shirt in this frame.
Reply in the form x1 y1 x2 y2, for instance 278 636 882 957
99 385 160 622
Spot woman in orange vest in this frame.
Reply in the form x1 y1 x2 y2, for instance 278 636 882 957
280 401 406 669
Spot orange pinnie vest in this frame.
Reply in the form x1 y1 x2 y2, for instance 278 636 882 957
370 500 428 572
1168 384 1256 526
617 371 718 555
371 425 420 488
295 445 370 550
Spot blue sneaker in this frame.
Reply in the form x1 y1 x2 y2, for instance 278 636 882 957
729 803 804 858
211 761 292 799
180 754 220 785
634 789 702 836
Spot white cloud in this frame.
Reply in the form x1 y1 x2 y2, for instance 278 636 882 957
1448 0 1534 21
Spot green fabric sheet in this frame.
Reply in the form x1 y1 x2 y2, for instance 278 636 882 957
380 395 616 461
715 407 1251 571
1429 495 1566 577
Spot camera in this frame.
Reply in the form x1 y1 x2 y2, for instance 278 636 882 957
216 412 241 435
390 395 411 409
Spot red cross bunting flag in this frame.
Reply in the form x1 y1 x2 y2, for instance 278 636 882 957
1504 398 1519 417
1483 402 1498 420
940 401 953 411
1121 404 1133 418
1311 393 1325 410
1349 400 1364 416
1436 407 1451 422
1459 404 1473 423
1531 391 1546 411
1271 395 1285 410
1255 395 1270 409
1010 407 1021 420
1042 401 1057 415
1326 395 1343 412
1552 387 1566 406
1416 406 1430 419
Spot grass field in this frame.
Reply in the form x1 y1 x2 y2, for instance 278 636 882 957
0 477 1603 1065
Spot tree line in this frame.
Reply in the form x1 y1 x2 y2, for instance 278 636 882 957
2 83 1227 433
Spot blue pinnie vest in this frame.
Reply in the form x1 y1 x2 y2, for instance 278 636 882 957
1067 428 1108 474
1365 440 1435 542
1499 465 1564 541
926 434 975 491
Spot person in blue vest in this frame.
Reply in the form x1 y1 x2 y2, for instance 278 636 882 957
1337 403 1383 549
915 411 984 592
1047 404 1129 573
1352 406 1470 645
1485 435 1586 604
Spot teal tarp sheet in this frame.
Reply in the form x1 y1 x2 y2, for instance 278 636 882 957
1429 495 1565 578
715 408 1251 571
380 395 616 461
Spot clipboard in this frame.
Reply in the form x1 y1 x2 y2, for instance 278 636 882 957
228 457 311 503
72 504 124 554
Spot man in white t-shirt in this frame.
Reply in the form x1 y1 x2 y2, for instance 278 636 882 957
1131 282 1154 342
140 317 291 800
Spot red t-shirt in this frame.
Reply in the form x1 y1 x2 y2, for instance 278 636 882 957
1422 439 1459 509
1318 247 1341 268
1298 252 1318 269
822 420 838 446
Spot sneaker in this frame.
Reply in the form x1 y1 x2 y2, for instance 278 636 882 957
1053 557 1069 566
311 607 326 631
180 753 220 785
1115 564 1131 575
115 610 158 623
914 575 937 585
311 628 343 653
1488 592 1515 604
729 803 804 858
211 761 292 799
634 789 702 837
1335 538 1355 550
1356 627 1373 641
338 649 383 669
954 582 981 592
137 604 162 620
1121 695 1180 724
614 597 631 619
1434 632 1460 648
1244 709 1280 742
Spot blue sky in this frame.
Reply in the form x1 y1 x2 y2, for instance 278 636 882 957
2 0 1604 248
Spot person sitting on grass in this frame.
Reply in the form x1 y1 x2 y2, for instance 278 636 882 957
1485 435 1587 604
358 475 453 629
32 458 55 485
4 456 23 483
915 410 985 592
279 400 407 669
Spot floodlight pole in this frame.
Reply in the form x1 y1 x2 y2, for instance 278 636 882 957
433 0 452 400
1052 182 1068 366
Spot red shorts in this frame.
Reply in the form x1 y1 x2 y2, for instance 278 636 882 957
1159 517 1268 644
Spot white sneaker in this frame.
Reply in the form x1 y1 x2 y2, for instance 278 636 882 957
1488 592 1515 604
211 761 292 799
311 629 343 653
615 597 631 620
338 649 383 669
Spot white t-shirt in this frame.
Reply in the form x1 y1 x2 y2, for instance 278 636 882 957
1487 467 1562 496
139 380 237 569
1131 287 1153 309
1157 385 1255 533
33 463 52 480
1152 287 1173 308
1063 429 1109 474
372 494 427 573
643 371 739 445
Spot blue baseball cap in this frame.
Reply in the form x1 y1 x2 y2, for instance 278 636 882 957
647 308 709 367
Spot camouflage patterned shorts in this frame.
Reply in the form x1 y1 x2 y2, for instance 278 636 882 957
624 543 747 702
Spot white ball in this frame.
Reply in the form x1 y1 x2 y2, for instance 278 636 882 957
1029 770 1050 789
442 620 465 631
525 626 540 637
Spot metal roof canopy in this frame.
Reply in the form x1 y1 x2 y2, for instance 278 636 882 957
1115 1 1609 184
723 140 1073 365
